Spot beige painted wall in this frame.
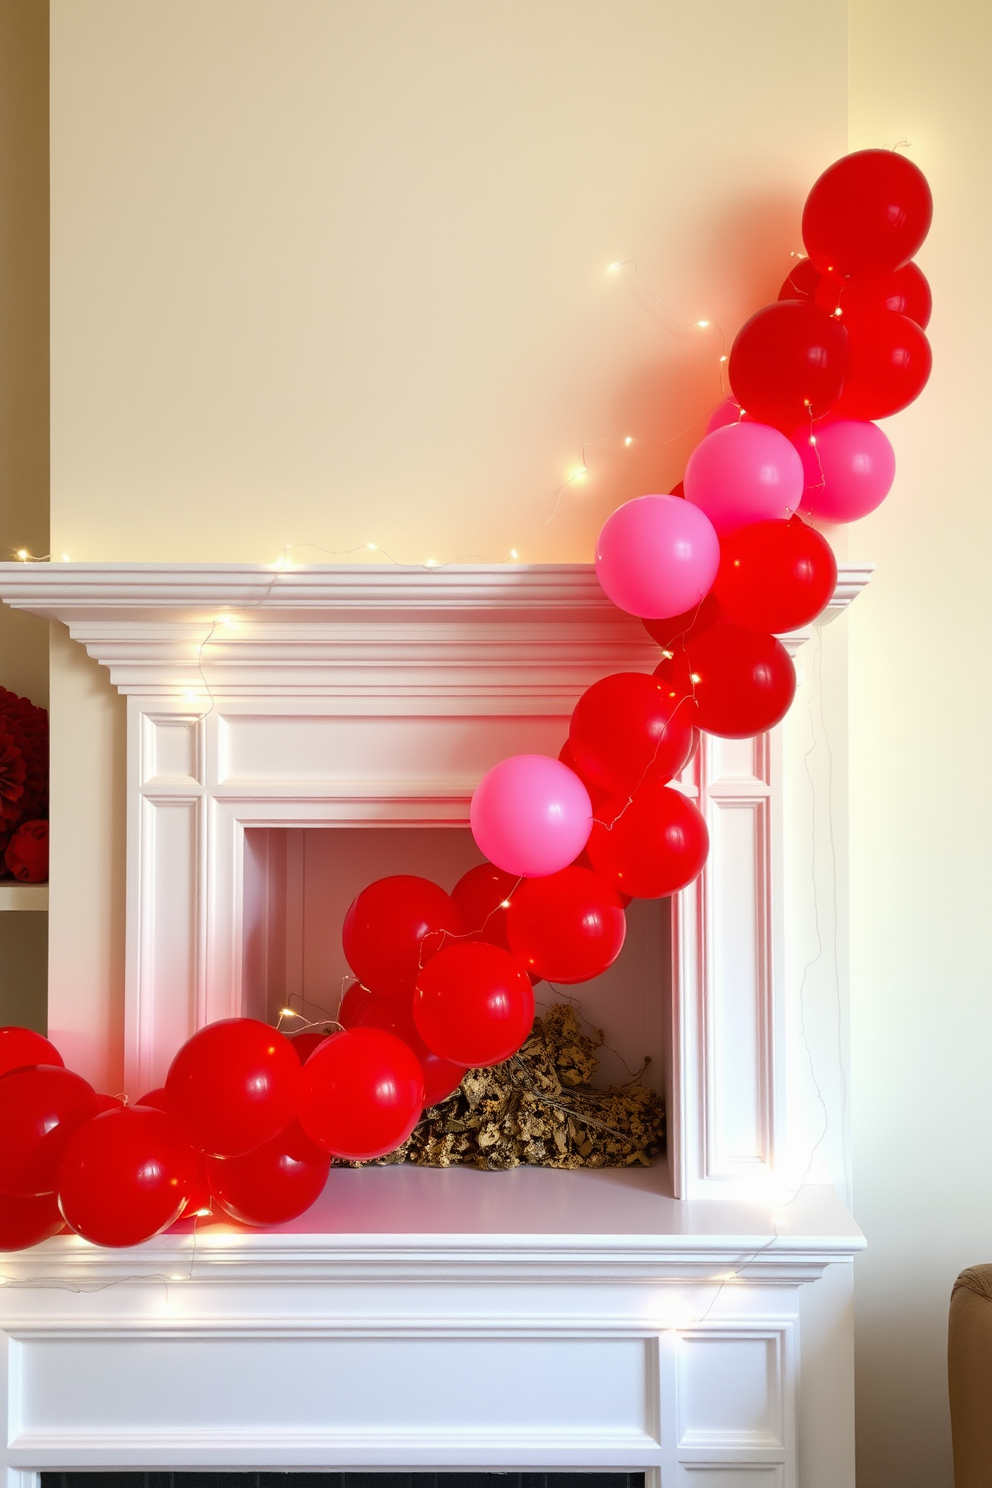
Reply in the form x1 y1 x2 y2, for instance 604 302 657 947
848 2 992 1483
50 0 847 567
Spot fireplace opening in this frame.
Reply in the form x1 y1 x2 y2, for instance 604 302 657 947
44 1475 647 1488
241 827 670 1165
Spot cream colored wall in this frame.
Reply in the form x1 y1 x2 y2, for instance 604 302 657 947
50 0 848 567
847 1 992 1484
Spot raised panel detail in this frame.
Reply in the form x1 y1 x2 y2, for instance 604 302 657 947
134 798 199 1091
141 714 200 787
678 1469 784 1486
9 1334 657 1463
678 1333 783 1450
707 736 762 783
216 713 566 789
706 798 770 1174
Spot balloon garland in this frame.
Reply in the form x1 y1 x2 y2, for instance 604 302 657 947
0 150 933 1251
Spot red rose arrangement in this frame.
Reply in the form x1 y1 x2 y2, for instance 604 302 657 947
0 686 49 883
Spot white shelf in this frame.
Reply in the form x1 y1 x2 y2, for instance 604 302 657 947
0 883 48 911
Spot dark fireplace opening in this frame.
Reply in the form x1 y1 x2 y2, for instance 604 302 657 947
43 1476 647 1488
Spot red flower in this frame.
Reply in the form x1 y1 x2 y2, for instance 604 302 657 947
4 819 48 883
0 732 26 825
0 689 48 821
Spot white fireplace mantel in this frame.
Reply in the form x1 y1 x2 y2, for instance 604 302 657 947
0 559 869 1488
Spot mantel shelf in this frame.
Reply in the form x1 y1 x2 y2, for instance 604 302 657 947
0 883 48 911
0 559 874 622
0 560 873 697
0 1167 864 1288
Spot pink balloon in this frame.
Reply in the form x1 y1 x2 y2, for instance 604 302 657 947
470 755 592 879
683 422 804 536
791 418 896 523
705 398 744 434
595 495 720 620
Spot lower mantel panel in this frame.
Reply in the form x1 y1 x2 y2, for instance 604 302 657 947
1 1311 795 1485
9 1333 657 1463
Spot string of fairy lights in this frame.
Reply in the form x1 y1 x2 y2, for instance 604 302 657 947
8 249 821 573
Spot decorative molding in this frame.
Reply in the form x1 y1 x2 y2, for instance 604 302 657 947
0 561 871 694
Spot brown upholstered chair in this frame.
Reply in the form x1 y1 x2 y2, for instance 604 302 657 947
950 1266 992 1485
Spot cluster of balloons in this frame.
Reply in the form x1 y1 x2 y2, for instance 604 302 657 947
472 152 933 910
0 151 933 1252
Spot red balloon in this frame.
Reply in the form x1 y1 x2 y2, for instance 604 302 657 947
182 1155 213 1218
134 1087 211 1215
0 1191 65 1250
58 1106 198 1248
659 625 796 738
338 982 375 1027
165 1018 302 1159
414 942 534 1068
0 1065 99 1196
829 310 931 420
351 992 465 1106
642 593 724 651
569 672 695 795
135 1086 169 1111
506 866 626 984
669 479 685 497
802 149 932 279
0 1026 63 1078
557 741 609 811
342 875 463 998
814 261 931 329
299 1028 424 1161
288 1031 331 1063
713 519 837 633
571 849 632 908
206 1120 330 1227
587 780 709 899
451 862 518 951
778 257 822 302
729 301 849 429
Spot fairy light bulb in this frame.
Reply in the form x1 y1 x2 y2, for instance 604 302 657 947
509 549 518 560
624 436 633 447
280 1007 299 1019
16 549 28 561
696 320 710 329
366 542 377 551
425 558 437 567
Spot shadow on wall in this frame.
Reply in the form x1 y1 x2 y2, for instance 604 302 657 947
530 188 802 558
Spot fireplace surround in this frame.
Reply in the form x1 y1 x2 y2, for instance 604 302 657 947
0 561 868 1488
